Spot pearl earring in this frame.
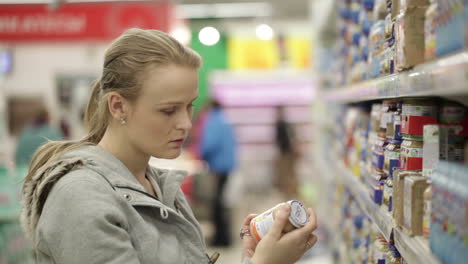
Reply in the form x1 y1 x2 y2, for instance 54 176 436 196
120 118 126 125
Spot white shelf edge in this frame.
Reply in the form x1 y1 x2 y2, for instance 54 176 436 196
394 228 441 264
337 162 393 241
323 50 468 102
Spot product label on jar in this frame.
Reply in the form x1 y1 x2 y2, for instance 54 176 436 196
251 209 275 241
401 141 423 158
402 105 438 117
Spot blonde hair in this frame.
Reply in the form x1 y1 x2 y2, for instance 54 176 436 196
25 28 202 183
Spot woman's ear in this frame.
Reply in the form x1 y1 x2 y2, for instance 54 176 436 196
107 92 129 121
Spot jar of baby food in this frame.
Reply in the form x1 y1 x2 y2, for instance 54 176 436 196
249 200 309 242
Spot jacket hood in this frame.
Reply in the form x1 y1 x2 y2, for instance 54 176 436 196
21 145 188 243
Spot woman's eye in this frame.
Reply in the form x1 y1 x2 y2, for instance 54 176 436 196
161 108 176 115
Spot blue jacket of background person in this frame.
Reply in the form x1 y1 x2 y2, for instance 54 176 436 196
200 108 237 175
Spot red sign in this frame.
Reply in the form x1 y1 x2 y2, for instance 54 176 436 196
0 1 173 42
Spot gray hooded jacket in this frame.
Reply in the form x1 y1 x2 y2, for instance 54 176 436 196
21 145 216 264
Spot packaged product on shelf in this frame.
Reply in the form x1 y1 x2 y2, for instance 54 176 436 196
395 6 428 71
372 235 391 264
431 161 468 264
423 124 466 177
383 139 402 212
434 0 465 57
423 184 432 238
249 200 309 242
424 1 438 61
400 139 423 170
387 102 403 140
387 0 400 19
386 244 402 264
381 46 396 75
383 176 395 212
372 136 387 171
393 170 422 226
423 125 448 177
374 0 389 21
399 0 430 12
360 36 370 64
371 178 385 205
360 8 374 37
403 176 429 235
380 100 399 137
384 13 395 46
401 98 438 140
368 20 386 78
439 101 466 125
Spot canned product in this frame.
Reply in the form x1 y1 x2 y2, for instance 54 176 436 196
380 101 398 137
400 139 423 171
388 102 403 140
250 200 309 242
371 103 383 133
383 178 394 212
401 99 438 140
372 137 388 171
384 139 402 178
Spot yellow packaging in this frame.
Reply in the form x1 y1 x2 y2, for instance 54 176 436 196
393 170 422 226
395 6 428 70
424 3 438 61
403 176 429 235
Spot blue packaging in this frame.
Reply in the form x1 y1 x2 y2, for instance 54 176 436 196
435 0 465 57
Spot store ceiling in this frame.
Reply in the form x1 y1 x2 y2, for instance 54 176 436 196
178 0 310 20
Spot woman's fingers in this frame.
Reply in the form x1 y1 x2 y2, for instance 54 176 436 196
243 214 258 226
303 234 318 250
268 204 291 240
300 208 318 235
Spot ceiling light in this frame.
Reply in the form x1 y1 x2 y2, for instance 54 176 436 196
198 26 220 46
170 24 191 46
256 24 273 41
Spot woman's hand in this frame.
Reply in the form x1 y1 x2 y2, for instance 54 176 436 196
251 205 318 264
240 214 258 260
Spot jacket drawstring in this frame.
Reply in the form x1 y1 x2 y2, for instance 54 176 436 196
160 207 169 219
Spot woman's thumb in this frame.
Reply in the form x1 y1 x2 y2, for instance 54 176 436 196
267 204 291 240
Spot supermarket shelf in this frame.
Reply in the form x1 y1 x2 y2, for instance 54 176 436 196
324 51 468 102
335 162 442 264
337 162 393 241
394 228 441 264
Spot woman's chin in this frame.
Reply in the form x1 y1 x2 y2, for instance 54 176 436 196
154 149 182 159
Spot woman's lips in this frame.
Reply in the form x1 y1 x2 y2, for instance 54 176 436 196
170 139 184 146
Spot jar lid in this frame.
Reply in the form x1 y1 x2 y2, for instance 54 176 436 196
288 200 309 228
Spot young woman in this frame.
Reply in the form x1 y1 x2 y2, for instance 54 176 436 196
20 28 317 264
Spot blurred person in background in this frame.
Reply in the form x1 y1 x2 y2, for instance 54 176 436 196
274 105 299 199
15 106 63 167
20 28 317 264
200 99 237 247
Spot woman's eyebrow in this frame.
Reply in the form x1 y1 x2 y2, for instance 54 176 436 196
155 96 198 106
